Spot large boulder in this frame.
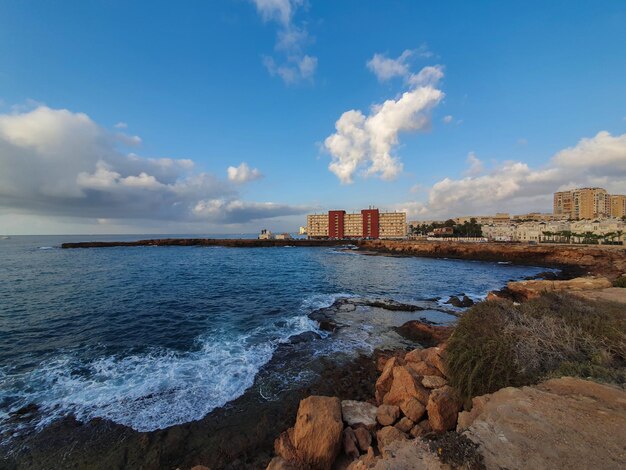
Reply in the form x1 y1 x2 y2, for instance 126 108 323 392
383 366 430 407
341 400 378 429
292 395 343 469
375 356 399 404
376 426 407 453
426 385 462 432
274 427 298 462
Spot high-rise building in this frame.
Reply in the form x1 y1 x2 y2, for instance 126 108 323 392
553 187 610 219
306 208 406 239
611 195 626 218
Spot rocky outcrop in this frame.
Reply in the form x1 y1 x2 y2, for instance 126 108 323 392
457 377 626 470
359 239 626 279
507 276 613 300
394 321 453 347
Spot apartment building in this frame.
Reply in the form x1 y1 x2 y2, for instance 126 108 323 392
611 195 626 218
554 187 611 219
307 208 406 239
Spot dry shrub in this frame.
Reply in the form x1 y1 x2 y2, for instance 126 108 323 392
446 293 626 403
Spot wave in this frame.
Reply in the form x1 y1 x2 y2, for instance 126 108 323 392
0 315 320 435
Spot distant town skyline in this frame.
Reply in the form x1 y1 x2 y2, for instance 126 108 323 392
1 1 625 235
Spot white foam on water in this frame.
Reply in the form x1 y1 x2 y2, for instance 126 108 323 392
0 314 320 435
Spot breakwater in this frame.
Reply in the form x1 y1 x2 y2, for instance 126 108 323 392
60 238 350 248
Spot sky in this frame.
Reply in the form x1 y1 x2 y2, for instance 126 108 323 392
0 0 625 235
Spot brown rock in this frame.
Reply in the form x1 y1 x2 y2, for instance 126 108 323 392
409 420 432 438
343 427 360 460
405 360 441 378
191 466 211 470
375 356 398 404
404 348 426 363
421 375 448 389
293 395 343 469
353 427 372 452
507 276 613 301
394 320 453 347
383 366 430 406
424 347 447 377
376 404 400 426
376 426 407 453
394 416 414 433
400 398 426 422
266 457 297 470
274 427 298 462
426 385 462 432
341 400 377 429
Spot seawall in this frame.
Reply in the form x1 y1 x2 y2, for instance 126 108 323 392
60 238 350 249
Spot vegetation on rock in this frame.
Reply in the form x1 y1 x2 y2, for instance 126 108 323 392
446 293 626 403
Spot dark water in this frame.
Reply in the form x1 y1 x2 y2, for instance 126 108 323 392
0 235 550 438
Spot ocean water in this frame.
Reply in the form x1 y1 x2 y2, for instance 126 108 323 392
0 235 550 438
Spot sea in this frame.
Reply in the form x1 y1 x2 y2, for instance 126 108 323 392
0 235 551 441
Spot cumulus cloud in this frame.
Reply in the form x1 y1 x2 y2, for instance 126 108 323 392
366 45 434 83
442 115 453 124
227 162 263 183
324 64 445 183
252 0 317 84
402 130 626 219
0 105 307 225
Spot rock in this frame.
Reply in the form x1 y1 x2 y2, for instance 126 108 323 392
394 417 414 433
423 347 447 377
341 400 378 429
274 427 298 462
409 420 433 438
445 295 474 307
353 427 372 452
376 426 407 453
426 385 462 433
507 276 613 301
404 348 426 363
293 396 343 469
383 366 430 407
376 404 400 426
343 427 360 460
191 466 211 470
394 320 453 347
405 360 441 378
421 375 448 389
375 357 398 404
266 457 297 470
459 377 626 470
400 398 426 423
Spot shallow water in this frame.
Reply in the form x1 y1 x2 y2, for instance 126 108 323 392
0 235 550 437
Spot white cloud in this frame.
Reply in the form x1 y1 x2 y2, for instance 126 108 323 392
403 130 626 219
227 162 263 183
252 0 316 84
442 115 453 124
114 122 128 129
366 46 434 83
324 65 445 183
464 152 483 176
0 105 307 225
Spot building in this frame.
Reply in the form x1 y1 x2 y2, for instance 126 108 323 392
554 187 611 219
611 195 626 218
275 233 293 240
258 229 274 240
306 208 406 239
306 214 328 239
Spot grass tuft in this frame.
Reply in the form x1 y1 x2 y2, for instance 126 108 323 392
446 293 626 404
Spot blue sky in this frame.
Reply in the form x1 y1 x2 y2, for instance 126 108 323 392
0 0 625 234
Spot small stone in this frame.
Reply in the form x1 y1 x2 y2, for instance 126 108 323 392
422 375 448 389
400 398 426 423
343 427 360 460
394 416 414 433
376 404 400 426
353 427 372 452
341 400 378 428
376 426 407 453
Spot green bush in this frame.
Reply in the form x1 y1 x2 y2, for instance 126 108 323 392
613 276 626 288
446 293 626 404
